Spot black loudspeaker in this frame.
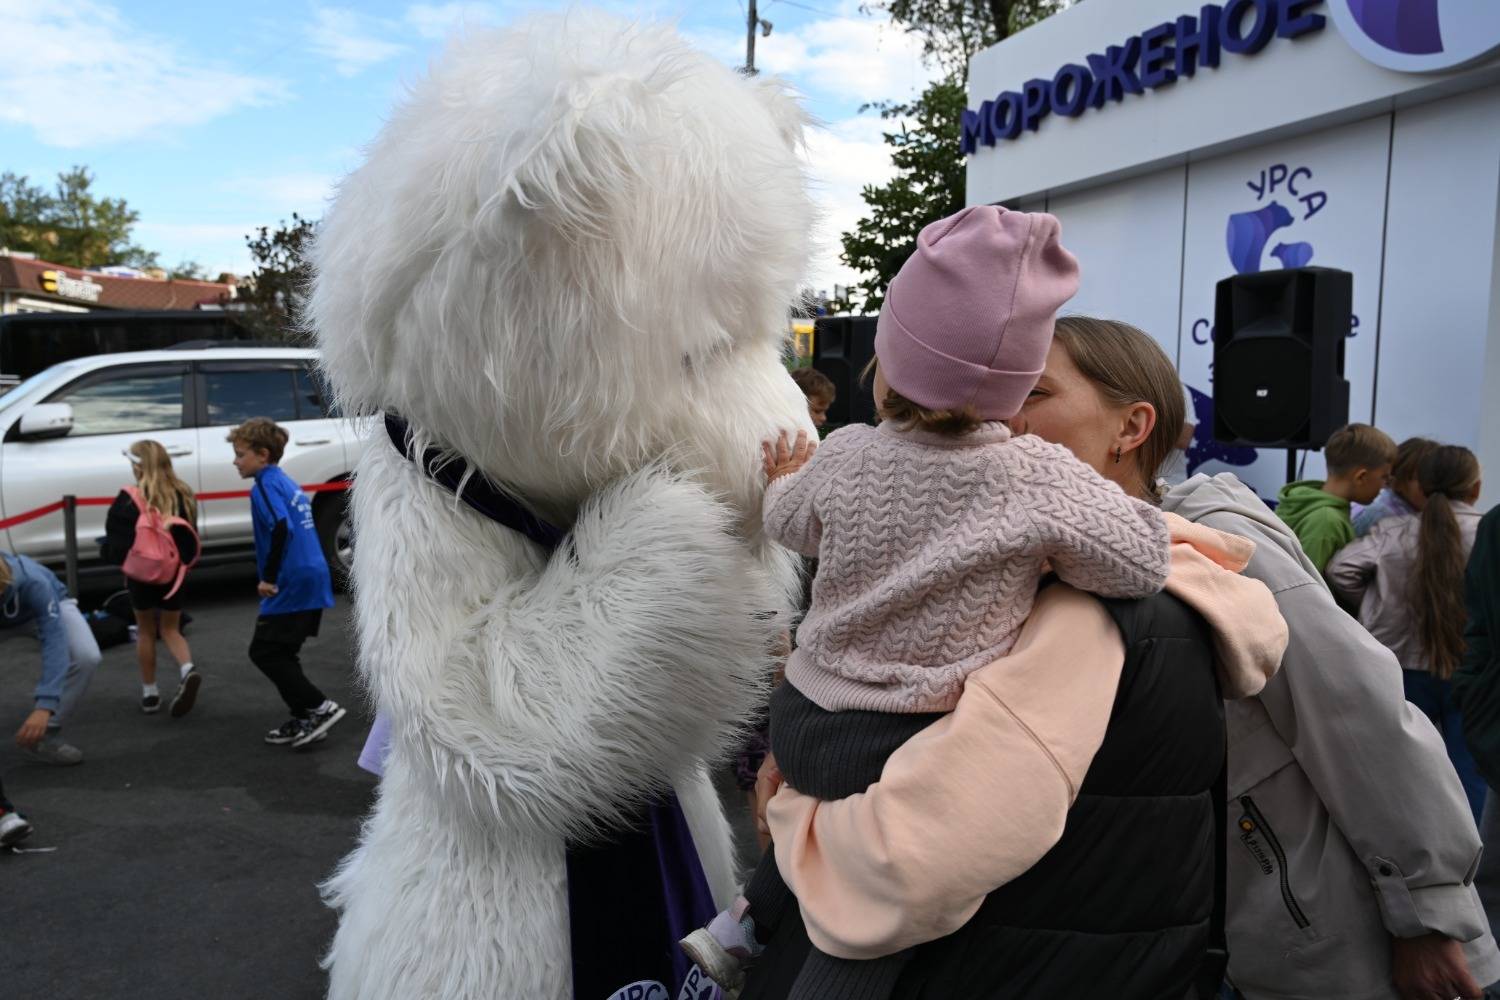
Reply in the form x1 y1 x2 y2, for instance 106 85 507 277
812 316 878 427
1213 267 1351 449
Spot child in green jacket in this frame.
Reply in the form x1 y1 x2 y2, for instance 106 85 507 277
1277 423 1395 573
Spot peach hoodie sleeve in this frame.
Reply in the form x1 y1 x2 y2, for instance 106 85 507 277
766 513 1288 960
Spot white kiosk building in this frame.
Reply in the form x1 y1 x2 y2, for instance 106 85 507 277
963 0 1500 503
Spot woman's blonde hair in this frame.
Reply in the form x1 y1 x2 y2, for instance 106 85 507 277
0 555 10 591
1051 316 1187 499
129 440 197 522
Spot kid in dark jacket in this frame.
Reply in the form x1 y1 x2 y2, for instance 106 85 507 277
103 439 203 716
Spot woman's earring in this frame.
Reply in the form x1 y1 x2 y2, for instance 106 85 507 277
1114 447 1122 464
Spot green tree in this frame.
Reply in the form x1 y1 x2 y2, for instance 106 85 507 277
837 80 967 313
0 166 158 268
863 1 1072 75
838 1 1072 311
238 214 317 341
168 260 209 281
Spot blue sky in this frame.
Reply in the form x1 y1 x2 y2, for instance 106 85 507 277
0 0 940 292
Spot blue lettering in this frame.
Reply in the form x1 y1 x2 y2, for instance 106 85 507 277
1267 162 1289 193
1300 190 1327 218
1287 166 1312 196
1246 170 1267 199
1349 313 1360 338
1277 0 1326 37
626 987 643 1000
1221 0 1277 54
1086 36 1144 104
1021 78 1052 131
991 91 1024 140
1140 22 1178 88
959 0 1327 156
960 105 989 155
1050 63 1092 117
1193 318 1212 345
1175 6 1223 77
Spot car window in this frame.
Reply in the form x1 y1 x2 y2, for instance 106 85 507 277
295 367 332 419
204 368 299 425
50 371 185 436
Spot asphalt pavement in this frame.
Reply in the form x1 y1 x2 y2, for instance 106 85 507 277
0 563 375 1000
0 561 763 1000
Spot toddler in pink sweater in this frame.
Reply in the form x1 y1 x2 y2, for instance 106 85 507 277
681 206 1171 997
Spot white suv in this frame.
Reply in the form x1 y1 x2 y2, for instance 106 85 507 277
0 346 360 585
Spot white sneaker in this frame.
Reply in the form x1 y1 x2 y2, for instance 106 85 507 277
0 811 34 847
22 735 83 766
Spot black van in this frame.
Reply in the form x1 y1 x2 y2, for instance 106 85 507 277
0 310 266 389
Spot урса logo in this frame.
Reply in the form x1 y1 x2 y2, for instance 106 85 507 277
1327 0 1500 72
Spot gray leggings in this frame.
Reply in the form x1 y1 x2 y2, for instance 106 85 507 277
2 598 101 733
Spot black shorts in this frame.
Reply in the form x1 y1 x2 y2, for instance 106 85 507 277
127 577 182 612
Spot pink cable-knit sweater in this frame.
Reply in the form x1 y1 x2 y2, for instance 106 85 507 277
764 420 1171 712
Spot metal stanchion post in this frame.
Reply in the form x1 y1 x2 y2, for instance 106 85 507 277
62 495 79 597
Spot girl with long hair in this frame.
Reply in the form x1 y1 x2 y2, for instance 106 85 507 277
1329 445 1486 820
103 439 203 717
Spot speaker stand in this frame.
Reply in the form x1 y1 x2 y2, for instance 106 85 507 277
1286 448 1298 486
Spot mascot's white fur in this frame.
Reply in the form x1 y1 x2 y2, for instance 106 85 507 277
307 10 816 999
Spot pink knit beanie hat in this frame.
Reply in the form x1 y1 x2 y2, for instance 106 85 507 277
874 205 1081 420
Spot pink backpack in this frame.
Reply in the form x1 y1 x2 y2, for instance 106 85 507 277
122 486 200 599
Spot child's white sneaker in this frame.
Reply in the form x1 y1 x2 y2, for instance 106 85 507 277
0 810 34 848
680 897 761 996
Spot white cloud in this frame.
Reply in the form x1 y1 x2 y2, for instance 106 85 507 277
221 171 338 214
404 2 506 40
0 0 287 148
309 7 407 76
802 114 899 295
688 4 935 105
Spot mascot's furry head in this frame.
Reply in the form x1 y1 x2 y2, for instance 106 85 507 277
307 9 817 534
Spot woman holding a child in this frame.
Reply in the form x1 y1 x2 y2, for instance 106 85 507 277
731 206 1497 1000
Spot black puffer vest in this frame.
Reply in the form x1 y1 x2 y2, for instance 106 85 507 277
746 589 1225 1000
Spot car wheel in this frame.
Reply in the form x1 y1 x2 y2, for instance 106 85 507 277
314 485 354 591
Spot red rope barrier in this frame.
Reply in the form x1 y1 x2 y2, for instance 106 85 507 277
0 481 351 532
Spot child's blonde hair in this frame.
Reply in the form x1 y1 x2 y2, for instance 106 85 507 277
226 418 289 464
1325 424 1397 476
130 440 197 522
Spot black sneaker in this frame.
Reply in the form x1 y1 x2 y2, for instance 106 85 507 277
141 694 161 714
170 670 202 718
264 719 303 745
292 702 348 749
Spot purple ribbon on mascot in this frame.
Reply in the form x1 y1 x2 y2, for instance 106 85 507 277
362 415 724 1000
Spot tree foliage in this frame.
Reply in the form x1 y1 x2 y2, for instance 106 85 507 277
0 166 159 269
862 0 1071 76
238 214 317 341
838 1 1072 311
837 80 968 313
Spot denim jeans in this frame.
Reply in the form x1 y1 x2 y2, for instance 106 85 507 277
1403 669 1487 825
0 598 101 734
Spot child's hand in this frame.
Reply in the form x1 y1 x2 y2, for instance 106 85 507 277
257 581 279 598
763 430 816 483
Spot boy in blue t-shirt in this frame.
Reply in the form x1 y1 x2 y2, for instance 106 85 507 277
228 418 345 749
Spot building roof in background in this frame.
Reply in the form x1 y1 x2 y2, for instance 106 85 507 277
0 253 235 311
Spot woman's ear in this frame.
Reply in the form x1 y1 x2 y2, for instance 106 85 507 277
1116 401 1157 458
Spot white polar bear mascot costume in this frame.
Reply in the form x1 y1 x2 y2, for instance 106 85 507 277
306 9 817 1000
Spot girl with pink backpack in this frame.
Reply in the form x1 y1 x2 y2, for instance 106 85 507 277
103 440 202 717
